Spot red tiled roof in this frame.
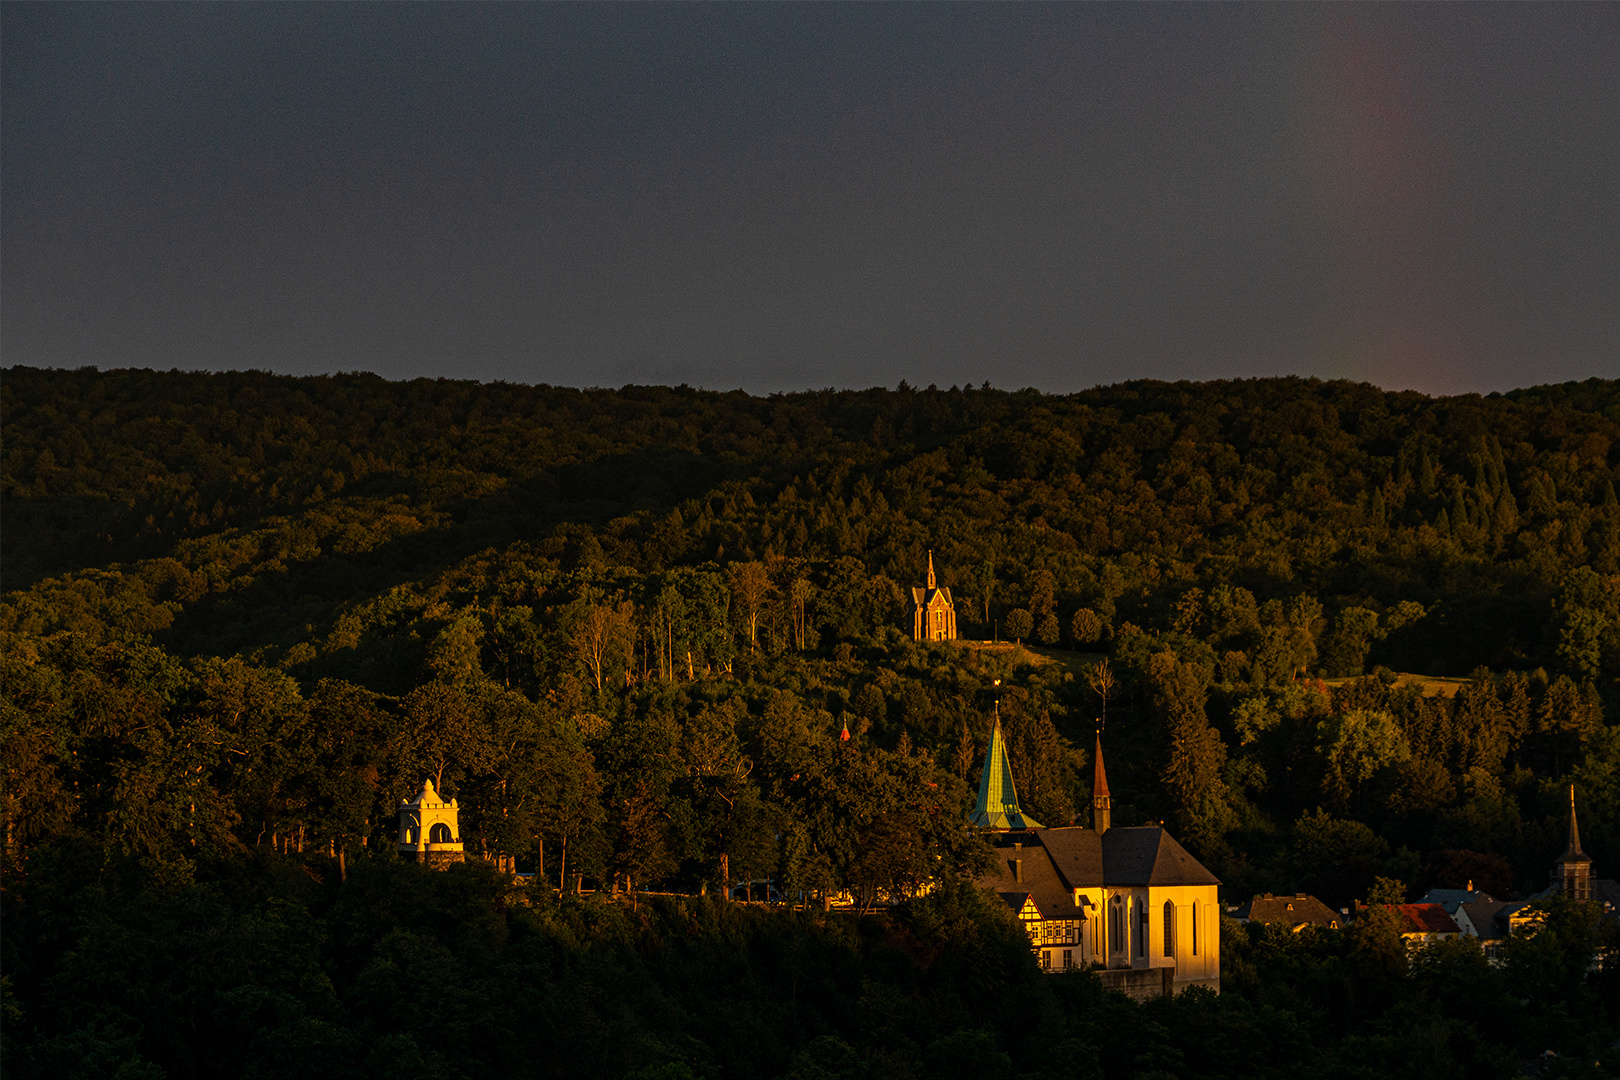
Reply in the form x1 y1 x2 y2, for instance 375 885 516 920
1397 903 1460 935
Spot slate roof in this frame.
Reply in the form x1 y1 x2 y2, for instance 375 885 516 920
1101 826 1220 887
1232 893 1342 929
977 825 1219 916
983 833 1083 920
1416 888 1497 915
1457 899 1514 941
1040 826 1105 887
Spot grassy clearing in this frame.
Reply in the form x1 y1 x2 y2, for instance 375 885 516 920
950 639 1108 680
1324 672 1470 698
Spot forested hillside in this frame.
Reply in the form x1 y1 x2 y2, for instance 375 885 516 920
4 368 1619 1078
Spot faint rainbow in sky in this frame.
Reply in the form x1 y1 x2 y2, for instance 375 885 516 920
1292 9 1476 394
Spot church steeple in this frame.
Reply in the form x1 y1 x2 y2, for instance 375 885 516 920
1092 733 1111 834
1554 784 1592 900
969 685 1042 830
926 549 937 591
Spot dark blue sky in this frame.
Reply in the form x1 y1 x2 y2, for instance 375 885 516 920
4 3 1616 394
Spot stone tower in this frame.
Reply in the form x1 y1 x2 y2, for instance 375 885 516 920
398 778 465 868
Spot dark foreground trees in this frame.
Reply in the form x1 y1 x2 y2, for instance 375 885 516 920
4 849 1614 1080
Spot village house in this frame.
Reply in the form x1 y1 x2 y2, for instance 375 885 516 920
1415 884 1498 915
1391 903 1462 946
1231 893 1343 931
972 722 1220 997
1452 786 1620 961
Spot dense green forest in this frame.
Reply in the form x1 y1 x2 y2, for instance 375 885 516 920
4 368 1619 1078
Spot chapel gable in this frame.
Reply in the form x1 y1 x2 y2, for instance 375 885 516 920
911 550 957 642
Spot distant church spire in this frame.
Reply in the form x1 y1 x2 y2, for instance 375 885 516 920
1564 784 1585 858
969 691 1042 830
1092 733 1111 834
1554 784 1592 901
927 549 937 590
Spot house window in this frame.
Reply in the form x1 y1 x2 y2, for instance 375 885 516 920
1063 949 1074 969
1164 901 1175 958
1041 950 1051 970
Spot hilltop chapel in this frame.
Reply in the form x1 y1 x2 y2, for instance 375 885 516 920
912 551 958 642
971 718 1221 996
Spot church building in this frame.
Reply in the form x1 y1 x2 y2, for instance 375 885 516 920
971 728 1221 996
912 551 958 642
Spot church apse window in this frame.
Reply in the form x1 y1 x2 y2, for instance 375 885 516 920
429 822 453 844
1109 895 1125 956
1163 901 1175 958
1191 901 1199 955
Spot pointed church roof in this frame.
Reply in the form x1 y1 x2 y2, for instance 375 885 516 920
1093 734 1110 799
912 550 954 608
970 716 1043 830
1102 826 1220 886
1561 784 1592 864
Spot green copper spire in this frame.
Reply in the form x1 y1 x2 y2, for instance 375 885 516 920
969 714 1042 830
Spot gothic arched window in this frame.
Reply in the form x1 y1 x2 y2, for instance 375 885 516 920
429 822 453 844
1163 901 1175 958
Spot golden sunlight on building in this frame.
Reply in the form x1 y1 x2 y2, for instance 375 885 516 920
398 778 465 868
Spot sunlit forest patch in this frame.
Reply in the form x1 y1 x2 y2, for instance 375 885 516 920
3 369 1617 1077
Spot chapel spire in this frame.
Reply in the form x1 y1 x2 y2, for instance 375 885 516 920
927 549 937 590
1092 732 1112 834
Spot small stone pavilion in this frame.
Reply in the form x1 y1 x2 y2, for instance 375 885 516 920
911 551 958 642
398 778 465 867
